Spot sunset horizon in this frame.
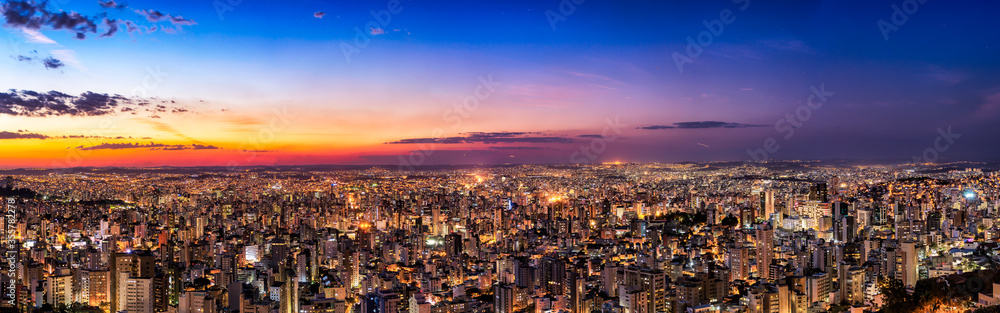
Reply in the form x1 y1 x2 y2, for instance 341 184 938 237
2 0 998 169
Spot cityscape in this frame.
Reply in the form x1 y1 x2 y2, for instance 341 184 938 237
2 1 1000 313
0 161 999 313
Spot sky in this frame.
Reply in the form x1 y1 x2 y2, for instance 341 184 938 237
0 0 999 168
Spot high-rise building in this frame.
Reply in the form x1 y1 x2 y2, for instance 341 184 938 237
623 266 666 313
565 268 584 313
728 245 751 281
444 233 463 258
897 241 918 287
126 277 155 313
110 251 155 313
764 189 775 218
618 286 647 313
494 284 515 313
755 223 774 280
838 264 865 305
80 269 110 308
179 290 214 313
809 183 828 203
45 270 73 306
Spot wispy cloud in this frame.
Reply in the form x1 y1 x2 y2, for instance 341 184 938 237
386 131 577 145
138 119 202 143
79 142 219 150
0 130 48 139
637 121 767 130
50 49 85 71
19 27 55 44
0 130 150 140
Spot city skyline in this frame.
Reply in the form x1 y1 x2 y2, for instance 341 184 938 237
2 0 1000 168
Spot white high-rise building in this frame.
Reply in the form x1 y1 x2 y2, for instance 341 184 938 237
125 277 154 313
46 272 73 306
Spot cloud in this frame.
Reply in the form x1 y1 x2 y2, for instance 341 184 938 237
80 142 219 150
13 50 73 70
0 130 48 139
386 132 576 145
1 1 97 38
42 56 63 69
122 20 138 33
488 146 543 150
314 12 325 18
637 121 767 130
0 130 151 140
138 119 202 143
50 49 86 71
20 27 56 44
0 89 187 116
100 18 117 37
98 0 127 9
370 27 385 35
133 9 196 26
0 1 195 41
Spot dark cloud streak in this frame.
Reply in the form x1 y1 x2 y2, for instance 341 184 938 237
386 131 576 145
0 89 189 116
638 121 767 130
0 131 48 139
80 142 219 151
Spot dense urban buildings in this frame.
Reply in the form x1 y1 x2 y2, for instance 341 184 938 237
0 161 998 313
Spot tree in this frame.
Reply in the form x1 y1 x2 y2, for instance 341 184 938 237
879 277 916 313
721 214 739 227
